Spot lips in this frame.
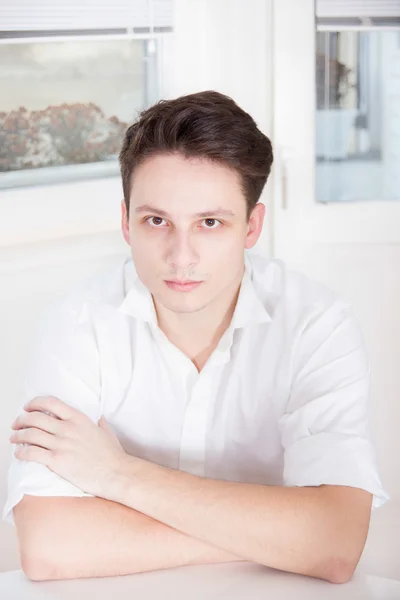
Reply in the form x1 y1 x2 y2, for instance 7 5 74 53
167 280 199 284
165 280 203 292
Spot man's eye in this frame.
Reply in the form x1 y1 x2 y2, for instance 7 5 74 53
203 219 222 229
146 216 166 227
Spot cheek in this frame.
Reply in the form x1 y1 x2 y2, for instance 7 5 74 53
200 229 238 250
215 234 244 256
130 228 155 252
133 226 165 248
130 236 162 276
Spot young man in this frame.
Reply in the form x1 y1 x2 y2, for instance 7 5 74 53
4 91 389 584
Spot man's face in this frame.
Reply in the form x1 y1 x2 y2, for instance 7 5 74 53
121 153 265 316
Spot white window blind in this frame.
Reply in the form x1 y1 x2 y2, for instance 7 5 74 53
0 0 174 37
317 0 400 28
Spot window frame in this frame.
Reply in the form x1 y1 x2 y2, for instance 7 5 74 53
0 32 165 189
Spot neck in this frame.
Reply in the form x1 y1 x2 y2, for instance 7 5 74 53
153 265 244 363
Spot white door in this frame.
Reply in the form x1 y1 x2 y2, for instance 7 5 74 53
271 0 400 260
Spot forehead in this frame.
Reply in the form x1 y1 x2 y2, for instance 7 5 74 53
129 153 245 215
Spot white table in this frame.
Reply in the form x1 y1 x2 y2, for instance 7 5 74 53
1 563 400 600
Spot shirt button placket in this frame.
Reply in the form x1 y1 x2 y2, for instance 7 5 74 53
179 371 211 478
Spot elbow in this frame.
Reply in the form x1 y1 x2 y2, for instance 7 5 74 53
20 552 55 582
19 538 66 581
327 564 355 585
317 524 368 583
17 529 61 581
20 548 72 582
15 497 65 581
317 557 356 585
20 545 67 581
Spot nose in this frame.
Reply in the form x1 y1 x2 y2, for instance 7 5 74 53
165 229 199 272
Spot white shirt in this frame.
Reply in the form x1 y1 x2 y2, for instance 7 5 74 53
3 250 390 524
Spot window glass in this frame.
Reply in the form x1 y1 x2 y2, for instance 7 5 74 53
316 30 400 202
0 38 158 180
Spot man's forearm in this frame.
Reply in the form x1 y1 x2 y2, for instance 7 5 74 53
15 495 246 581
114 459 373 584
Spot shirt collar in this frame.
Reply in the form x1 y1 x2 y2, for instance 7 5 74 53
118 262 158 325
118 251 272 329
230 252 272 328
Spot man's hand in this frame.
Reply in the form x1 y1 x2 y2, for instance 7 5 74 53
10 396 131 500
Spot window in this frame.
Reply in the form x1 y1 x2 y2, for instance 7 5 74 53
315 1 400 203
0 0 173 189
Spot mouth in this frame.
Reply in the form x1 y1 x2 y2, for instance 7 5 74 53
164 280 203 292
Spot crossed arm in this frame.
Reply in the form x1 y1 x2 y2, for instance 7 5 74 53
14 494 246 580
11 396 372 584
14 473 372 584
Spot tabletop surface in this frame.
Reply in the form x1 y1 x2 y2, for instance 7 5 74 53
1 563 400 600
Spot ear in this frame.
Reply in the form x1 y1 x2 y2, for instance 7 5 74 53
244 202 266 249
121 199 130 246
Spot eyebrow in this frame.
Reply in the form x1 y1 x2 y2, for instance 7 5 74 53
134 204 236 218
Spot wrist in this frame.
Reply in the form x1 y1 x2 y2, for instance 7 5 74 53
107 454 138 505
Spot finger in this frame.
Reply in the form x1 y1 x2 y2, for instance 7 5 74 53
23 396 75 421
10 427 58 451
14 444 52 466
12 411 62 435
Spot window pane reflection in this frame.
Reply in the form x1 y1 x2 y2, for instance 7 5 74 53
316 30 400 202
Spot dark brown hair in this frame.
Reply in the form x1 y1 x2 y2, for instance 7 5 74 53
119 90 273 222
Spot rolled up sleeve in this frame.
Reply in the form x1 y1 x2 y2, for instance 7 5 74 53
279 301 390 511
3 297 101 525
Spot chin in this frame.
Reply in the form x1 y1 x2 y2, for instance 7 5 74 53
159 293 208 312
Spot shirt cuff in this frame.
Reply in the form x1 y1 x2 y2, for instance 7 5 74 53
282 431 391 511
3 458 94 526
